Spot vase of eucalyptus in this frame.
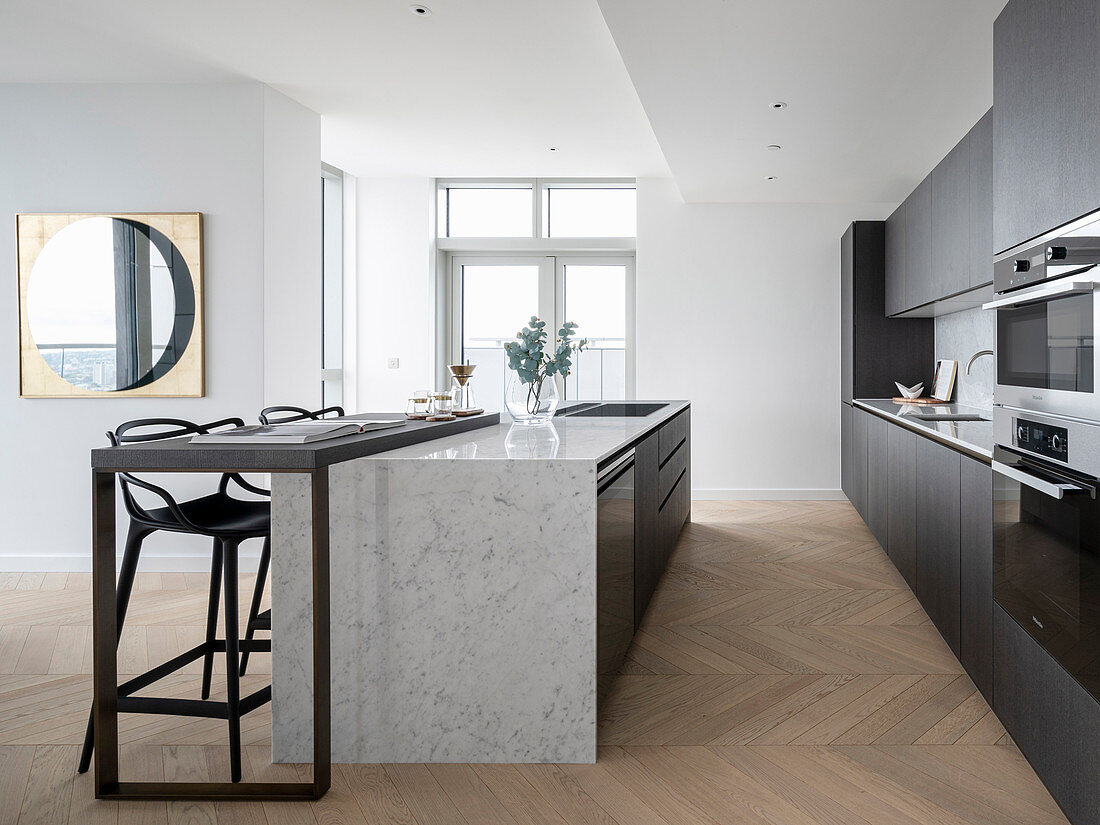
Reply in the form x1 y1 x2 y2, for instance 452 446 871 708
504 317 587 425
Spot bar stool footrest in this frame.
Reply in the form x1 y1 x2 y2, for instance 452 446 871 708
117 640 272 698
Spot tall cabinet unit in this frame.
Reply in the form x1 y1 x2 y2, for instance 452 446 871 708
994 0 1100 253
840 222 934 402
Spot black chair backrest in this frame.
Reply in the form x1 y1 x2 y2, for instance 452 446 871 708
258 405 344 425
109 417 245 527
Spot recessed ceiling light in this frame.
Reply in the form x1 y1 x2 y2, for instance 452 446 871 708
767 144 782 151
409 4 432 16
770 101 788 110
766 175 778 181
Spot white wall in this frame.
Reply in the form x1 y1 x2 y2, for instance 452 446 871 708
636 178 892 498
263 87 323 409
353 178 436 411
0 83 320 570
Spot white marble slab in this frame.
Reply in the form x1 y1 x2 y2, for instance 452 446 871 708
271 455 598 763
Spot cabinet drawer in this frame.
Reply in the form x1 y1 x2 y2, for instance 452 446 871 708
658 466 689 560
658 410 689 466
658 438 688 505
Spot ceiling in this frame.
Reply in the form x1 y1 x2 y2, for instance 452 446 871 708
2 0 1007 202
0 0 669 180
597 0 1008 203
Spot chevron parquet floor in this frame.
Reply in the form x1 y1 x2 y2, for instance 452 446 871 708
0 500 1068 824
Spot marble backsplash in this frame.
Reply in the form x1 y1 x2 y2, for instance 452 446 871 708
935 306 994 409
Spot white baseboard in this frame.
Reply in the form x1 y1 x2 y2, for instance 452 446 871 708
692 488 847 501
0 551 264 574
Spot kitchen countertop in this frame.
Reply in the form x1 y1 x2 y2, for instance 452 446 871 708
853 398 993 461
370 400 690 463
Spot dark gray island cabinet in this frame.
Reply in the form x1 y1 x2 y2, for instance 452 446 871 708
843 404 993 702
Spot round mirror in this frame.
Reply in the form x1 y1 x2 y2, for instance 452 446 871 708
25 216 195 392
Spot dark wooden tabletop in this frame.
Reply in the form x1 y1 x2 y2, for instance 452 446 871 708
90 412 501 472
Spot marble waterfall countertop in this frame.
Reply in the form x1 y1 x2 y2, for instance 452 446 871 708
270 400 690 765
853 398 993 461
372 400 691 462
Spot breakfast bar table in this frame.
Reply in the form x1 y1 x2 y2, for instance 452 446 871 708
88 413 498 801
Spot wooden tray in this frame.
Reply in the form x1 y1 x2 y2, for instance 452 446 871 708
891 397 945 405
453 408 484 417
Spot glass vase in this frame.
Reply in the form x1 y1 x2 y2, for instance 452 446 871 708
505 370 560 425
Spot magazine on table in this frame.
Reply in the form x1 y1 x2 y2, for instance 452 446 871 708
190 419 406 444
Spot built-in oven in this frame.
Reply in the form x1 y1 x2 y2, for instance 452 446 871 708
992 406 1100 701
988 209 1100 421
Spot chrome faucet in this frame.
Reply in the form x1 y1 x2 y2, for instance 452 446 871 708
965 349 994 375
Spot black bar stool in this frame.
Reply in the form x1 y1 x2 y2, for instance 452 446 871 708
78 417 272 783
236 406 344 676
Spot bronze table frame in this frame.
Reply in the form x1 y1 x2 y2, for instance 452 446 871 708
90 465 330 801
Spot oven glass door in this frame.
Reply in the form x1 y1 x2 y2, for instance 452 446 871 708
997 292 1094 392
994 460 1100 700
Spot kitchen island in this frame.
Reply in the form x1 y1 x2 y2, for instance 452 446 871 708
270 401 690 764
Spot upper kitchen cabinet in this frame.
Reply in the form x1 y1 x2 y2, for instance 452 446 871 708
932 133 970 300
884 202 906 316
904 176 934 310
887 111 993 315
968 109 994 287
841 222 933 402
995 0 1100 252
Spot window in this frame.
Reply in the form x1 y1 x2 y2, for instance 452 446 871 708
440 179 636 409
544 188 636 238
444 186 533 238
437 179 635 240
449 254 634 410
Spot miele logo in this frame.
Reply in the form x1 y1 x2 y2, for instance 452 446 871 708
1032 394 1044 400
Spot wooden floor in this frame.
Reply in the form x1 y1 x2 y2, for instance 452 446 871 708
0 500 1068 824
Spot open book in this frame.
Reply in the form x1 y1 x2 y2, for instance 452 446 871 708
190 419 406 445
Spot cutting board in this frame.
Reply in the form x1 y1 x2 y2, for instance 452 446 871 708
891 397 944 405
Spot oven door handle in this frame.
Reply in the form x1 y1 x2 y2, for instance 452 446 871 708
992 459 1092 499
982 272 1098 310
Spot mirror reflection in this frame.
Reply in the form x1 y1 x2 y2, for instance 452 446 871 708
26 216 195 392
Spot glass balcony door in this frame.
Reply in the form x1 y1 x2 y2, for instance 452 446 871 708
449 254 634 410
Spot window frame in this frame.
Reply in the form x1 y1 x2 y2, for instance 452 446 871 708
437 178 637 244
446 251 635 401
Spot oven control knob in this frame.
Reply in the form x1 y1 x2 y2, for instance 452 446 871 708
1051 434 1063 452
1014 259 1031 273
1048 246 1068 261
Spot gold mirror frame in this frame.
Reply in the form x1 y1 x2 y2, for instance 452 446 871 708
17 213 204 398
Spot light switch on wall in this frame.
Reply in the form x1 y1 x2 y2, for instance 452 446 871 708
387 357 400 369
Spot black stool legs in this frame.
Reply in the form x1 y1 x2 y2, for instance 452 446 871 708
201 538 223 700
78 522 152 774
239 536 270 677
222 539 243 783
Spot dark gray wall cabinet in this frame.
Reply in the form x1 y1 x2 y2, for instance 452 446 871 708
932 132 971 300
968 108 994 288
904 177 934 310
994 0 1100 253
841 222 933 401
885 108 993 315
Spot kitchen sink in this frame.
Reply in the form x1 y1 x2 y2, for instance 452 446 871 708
908 413 989 422
557 402 669 418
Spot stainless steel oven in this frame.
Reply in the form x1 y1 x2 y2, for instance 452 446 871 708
988 209 1100 421
992 407 1100 701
